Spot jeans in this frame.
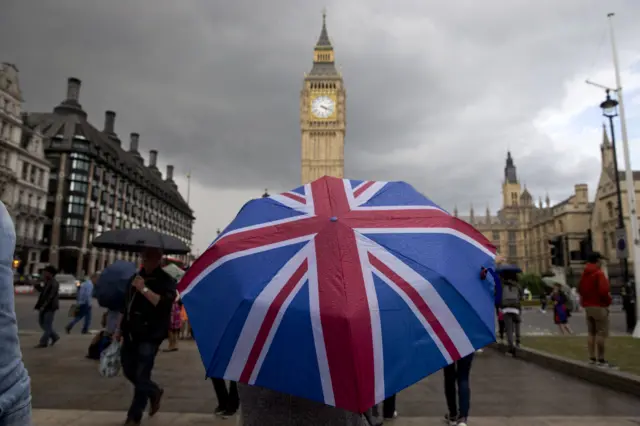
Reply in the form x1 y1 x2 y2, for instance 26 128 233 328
211 378 239 412
38 310 59 346
0 399 31 426
444 353 474 419
504 313 521 349
66 304 92 333
121 340 161 422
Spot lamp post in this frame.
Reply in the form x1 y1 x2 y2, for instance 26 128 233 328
262 189 270 198
600 90 634 331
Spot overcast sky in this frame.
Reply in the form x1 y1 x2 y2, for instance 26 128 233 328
2 0 640 253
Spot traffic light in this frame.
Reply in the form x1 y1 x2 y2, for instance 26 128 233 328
548 237 565 266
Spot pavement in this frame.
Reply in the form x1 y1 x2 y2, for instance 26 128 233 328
22 334 640 418
30 410 640 425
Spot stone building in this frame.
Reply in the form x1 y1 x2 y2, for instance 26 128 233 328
26 77 194 276
456 127 640 285
0 63 50 275
455 151 591 279
300 12 346 184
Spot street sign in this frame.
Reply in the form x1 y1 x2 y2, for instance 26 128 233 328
616 227 628 259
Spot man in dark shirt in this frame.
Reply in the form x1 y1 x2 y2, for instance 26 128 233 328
34 265 60 348
114 248 176 426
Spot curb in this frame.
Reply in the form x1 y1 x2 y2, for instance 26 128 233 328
490 342 640 398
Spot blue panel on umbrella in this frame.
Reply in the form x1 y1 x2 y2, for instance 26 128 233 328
359 181 441 208
221 199 307 236
349 179 365 188
365 233 495 332
255 281 323 403
289 185 306 196
185 241 309 379
374 273 449 397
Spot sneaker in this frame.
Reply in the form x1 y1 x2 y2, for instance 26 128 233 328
457 421 468 426
589 358 597 365
444 413 458 425
597 360 618 369
214 406 225 416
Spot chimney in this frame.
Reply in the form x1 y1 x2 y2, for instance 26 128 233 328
104 111 116 133
166 165 174 180
66 77 81 102
149 150 158 167
129 133 139 152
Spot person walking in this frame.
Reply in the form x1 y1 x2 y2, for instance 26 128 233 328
163 292 182 352
211 378 239 418
34 265 60 348
499 270 522 356
0 201 32 425
443 353 474 426
65 273 98 334
551 284 573 335
578 252 615 368
113 248 177 425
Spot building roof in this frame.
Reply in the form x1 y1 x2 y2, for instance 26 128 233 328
26 78 193 218
308 13 339 78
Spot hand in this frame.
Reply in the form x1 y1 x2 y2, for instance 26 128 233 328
132 276 145 292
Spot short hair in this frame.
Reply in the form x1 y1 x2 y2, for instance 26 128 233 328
43 265 57 275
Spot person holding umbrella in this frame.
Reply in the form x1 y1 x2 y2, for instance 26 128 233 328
112 248 177 426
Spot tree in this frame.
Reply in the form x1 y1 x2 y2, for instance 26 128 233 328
518 272 545 296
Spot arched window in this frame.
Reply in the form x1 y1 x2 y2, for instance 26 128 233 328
607 201 614 218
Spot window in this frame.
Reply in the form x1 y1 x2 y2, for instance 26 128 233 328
62 226 83 243
69 180 88 194
71 139 89 151
71 157 90 171
509 245 517 258
70 173 89 182
30 166 37 183
492 231 500 241
67 202 85 215
21 163 28 180
508 231 516 243
36 196 42 209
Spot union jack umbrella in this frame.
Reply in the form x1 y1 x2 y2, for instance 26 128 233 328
178 176 497 413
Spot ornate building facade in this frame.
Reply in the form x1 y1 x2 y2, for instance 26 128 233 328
455 127 638 286
0 63 51 275
300 12 346 184
26 77 194 276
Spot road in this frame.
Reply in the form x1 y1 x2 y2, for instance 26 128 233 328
14 294 631 337
15 294 106 334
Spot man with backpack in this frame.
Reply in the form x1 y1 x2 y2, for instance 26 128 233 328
498 270 523 356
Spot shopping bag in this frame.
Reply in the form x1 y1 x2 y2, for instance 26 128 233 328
99 341 121 378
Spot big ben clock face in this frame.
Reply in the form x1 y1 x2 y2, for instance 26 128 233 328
311 95 336 119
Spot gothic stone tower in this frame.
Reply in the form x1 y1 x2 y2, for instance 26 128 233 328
300 12 346 184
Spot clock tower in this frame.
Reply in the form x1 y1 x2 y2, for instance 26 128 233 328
300 12 346 184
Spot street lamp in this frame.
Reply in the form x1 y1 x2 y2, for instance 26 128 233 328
262 189 270 198
600 89 634 331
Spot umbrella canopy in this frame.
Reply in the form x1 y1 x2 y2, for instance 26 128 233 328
177 176 497 413
94 260 137 311
92 228 190 254
496 264 522 274
163 263 186 281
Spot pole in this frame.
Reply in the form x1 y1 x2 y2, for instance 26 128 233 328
607 13 640 337
607 115 630 284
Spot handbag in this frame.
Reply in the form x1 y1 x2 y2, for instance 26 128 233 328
68 304 78 318
99 341 122 378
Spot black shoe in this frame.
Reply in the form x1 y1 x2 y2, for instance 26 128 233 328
214 406 225 415
34 343 48 348
64 326 71 334
123 419 140 426
149 388 164 417
50 336 60 346
220 409 237 418
444 413 459 425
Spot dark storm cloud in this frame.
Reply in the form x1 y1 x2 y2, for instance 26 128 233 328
1 0 639 213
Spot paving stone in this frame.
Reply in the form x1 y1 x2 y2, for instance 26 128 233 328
22 334 640 417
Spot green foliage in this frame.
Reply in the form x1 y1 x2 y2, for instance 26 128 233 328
518 272 545 296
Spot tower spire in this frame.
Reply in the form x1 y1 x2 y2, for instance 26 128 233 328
601 123 611 148
316 9 332 47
